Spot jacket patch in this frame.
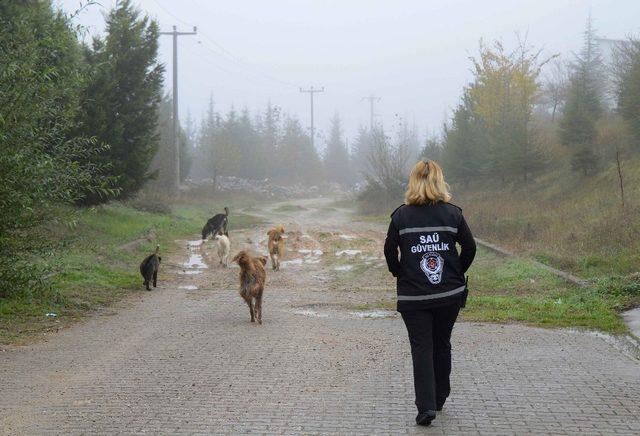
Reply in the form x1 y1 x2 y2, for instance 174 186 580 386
420 252 444 284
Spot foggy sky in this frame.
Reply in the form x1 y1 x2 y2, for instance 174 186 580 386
58 0 640 150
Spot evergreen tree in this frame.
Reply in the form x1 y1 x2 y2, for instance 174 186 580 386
279 115 323 185
199 97 241 189
442 91 487 186
79 0 164 200
559 17 605 174
396 121 421 164
615 37 640 146
351 125 372 177
148 95 190 190
260 101 281 178
323 113 351 185
181 111 195 181
421 135 443 163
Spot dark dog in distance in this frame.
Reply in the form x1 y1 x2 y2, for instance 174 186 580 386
232 250 267 324
140 245 161 291
202 206 229 240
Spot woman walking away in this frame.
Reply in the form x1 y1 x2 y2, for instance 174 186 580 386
384 160 476 426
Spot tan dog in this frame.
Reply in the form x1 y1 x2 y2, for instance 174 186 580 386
267 224 285 271
213 234 230 267
232 250 267 324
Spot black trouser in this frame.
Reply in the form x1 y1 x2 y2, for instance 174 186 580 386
401 304 460 412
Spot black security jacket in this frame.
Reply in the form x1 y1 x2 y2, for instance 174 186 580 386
384 202 476 311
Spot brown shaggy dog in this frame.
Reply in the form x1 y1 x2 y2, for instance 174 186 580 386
267 224 285 271
232 250 267 324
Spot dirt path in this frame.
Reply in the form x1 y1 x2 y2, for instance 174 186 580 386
1 198 639 435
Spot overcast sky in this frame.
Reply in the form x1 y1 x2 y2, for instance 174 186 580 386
57 0 640 149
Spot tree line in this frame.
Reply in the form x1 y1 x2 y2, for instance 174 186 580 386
423 20 640 191
1 0 163 298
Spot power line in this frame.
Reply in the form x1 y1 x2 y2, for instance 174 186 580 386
150 0 296 88
300 86 325 150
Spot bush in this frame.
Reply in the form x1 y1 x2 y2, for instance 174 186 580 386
127 195 172 215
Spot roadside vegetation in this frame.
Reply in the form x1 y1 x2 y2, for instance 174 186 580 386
352 20 640 333
0 195 262 344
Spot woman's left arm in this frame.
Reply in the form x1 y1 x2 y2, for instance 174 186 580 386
384 220 402 277
457 215 476 273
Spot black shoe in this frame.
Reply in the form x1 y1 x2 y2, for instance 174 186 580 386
415 410 436 426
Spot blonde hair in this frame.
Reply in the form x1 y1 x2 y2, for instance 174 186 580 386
404 160 451 205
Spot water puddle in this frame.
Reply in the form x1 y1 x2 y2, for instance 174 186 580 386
349 309 395 319
179 285 198 290
339 234 357 240
292 309 330 318
183 253 208 269
291 304 395 320
179 270 203 275
187 240 203 248
281 258 304 267
336 249 362 257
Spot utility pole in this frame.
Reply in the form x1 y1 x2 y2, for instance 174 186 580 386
160 25 197 193
361 94 381 131
299 86 324 149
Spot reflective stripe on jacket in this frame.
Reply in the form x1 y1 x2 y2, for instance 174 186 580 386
384 202 476 311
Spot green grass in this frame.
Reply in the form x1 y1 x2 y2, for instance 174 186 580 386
349 246 637 333
0 200 263 344
462 248 637 332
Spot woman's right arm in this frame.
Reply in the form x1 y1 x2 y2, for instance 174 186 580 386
384 220 402 277
457 215 476 273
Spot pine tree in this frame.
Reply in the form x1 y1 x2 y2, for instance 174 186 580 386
259 101 281 178
615 37 640 146
396 121 421 165
279 115 323 185
442 91 487 186
323 113 351 185
559 17 604 174
351 125 372 177
199 97 241 190
79 0 164 200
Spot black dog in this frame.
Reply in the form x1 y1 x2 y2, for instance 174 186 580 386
140 245 161 291
201 206 229 240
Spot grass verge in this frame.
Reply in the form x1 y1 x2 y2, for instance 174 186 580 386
347 216 638 333
0 199 262 345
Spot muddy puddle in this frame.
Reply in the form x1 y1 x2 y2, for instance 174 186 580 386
183 253 208 269
291 303 396 320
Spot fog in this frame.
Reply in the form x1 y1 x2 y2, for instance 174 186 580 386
58 0 639 145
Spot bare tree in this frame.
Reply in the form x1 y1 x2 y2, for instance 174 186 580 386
541 58 570 121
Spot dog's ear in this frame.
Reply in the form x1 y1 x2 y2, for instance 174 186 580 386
158 256 162 263
232 251 243 262
258 256 267 266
